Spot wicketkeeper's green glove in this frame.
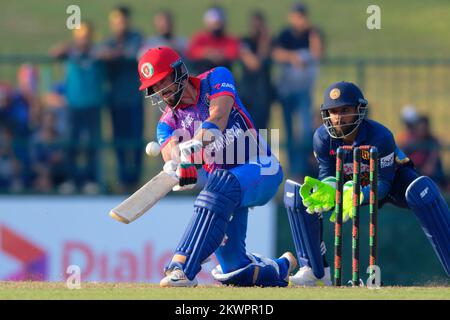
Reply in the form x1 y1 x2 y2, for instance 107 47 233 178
300 176 337 214
329 181 364 223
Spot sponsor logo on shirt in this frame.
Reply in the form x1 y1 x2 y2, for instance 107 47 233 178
343 163 370 175
214 83 235 91
181 114 195 129
343 163 371 187
380 152 394 168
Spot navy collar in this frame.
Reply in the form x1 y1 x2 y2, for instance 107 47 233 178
330 120 368 151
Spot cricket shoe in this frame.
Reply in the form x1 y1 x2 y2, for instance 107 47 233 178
289 266 332 287
160 267 198 288
280 252 298 282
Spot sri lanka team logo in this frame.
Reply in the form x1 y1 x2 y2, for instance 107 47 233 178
330 88 341 100
141 63 154 79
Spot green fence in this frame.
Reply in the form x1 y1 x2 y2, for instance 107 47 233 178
1 55 449 189
314 57 450 156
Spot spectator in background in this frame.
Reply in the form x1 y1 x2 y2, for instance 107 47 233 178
185 6 240 74
139 10 187 58
239 11 274 131
397 105 419 147
41 82 68 137
272 3 324 179
400 115 447 189
99 6 144 193
15 64 41 188
49 21 105 194
0 127 21 192
0 80 34 192
30 110 68 193
17 64 41 127
0 82 12 122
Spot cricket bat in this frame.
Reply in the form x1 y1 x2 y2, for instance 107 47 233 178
109 171 179 224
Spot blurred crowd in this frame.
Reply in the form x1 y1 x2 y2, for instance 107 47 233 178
397 106 447 189
0 3 447 194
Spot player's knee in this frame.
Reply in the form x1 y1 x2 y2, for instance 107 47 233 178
284 179 302 209
195 170 241 215
405 176 441 207
204 169 241 196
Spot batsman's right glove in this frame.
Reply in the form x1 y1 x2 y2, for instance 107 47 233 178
177 162 198 187
163 160 196 191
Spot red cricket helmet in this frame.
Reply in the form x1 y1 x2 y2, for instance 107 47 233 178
138 46 188 110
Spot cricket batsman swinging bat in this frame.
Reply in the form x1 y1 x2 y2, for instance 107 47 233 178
109 171 179 224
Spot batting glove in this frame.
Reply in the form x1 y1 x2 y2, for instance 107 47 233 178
177 163 198 187
163 160 196 191
179 139 204 165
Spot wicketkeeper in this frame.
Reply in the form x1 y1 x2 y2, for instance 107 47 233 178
284 81 450 286
138 46 296 287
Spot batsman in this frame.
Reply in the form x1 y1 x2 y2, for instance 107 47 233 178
285 81 450 286
138 46 296 287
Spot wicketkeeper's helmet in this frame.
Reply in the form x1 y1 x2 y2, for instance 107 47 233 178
320 81 368 139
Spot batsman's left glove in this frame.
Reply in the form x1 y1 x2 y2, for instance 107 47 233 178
179 139 204 165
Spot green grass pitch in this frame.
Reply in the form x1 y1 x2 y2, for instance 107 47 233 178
0 282 449 300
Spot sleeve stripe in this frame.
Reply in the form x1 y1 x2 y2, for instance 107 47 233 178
210 91 235 100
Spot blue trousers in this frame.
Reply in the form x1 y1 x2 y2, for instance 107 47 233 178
214 159 283 274
381 164 419 208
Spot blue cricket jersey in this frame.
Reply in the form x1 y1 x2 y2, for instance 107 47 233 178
313 119 411 205
156 66 270 172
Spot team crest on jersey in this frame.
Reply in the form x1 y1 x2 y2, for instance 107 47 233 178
140 63 154 79
330 88 340 100
380 152 394 168
362 150 370 160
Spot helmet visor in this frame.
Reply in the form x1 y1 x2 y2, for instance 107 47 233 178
321 104 368 139
144 61 188 112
